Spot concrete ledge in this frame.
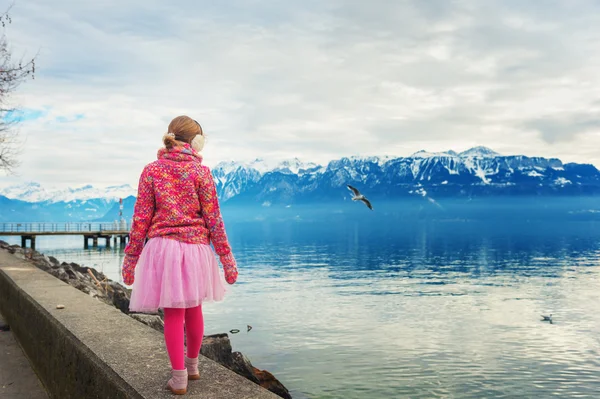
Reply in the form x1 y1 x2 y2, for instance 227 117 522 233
0 250 279 399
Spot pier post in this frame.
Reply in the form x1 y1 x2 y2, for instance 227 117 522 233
105 236 111 248
92 237 98 248
20 236 36 250
84 236 89 249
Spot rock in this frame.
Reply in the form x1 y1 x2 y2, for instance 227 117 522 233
7 245 20 254
30 252 44 261
49 268 70 284
231 352 260 384
106 282 131 314
129 314 164 333
110 290 131 314
201 334 291 399
71 263 107 281
201 333 234 368
253 367 292 399
72 280 90 294
32 258 52 272
63 266 77 280
48 255 60 266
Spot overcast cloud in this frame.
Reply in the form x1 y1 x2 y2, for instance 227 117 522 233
1 0 599 188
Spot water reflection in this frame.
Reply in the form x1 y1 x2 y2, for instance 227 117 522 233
221 218 600 398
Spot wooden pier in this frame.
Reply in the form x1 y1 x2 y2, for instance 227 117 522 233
0 222 130 250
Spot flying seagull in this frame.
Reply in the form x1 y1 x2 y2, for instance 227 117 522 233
541 314 553 323
347 185 373 210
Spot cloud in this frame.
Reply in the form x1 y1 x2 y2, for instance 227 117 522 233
524 113 600 144
1 0 600 188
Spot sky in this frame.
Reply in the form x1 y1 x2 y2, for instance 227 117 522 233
1 0 600 189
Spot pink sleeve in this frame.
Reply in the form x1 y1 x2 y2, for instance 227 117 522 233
197 166 234 259
124 166 155 258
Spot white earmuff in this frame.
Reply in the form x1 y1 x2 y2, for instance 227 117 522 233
191 134 205 152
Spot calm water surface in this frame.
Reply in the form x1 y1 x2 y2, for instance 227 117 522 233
3 202 600 398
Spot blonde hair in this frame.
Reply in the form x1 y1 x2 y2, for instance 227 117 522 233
163 115 203 149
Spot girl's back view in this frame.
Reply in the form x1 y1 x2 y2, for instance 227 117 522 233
122 115 238 394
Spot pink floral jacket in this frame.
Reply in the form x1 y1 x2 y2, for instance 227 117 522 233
122 144 237 285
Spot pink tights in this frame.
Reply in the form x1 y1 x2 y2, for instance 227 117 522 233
163 305 204 370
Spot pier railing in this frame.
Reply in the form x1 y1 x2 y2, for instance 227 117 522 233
0 222 131 234
0 222 132 250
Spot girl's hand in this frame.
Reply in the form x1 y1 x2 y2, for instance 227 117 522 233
224 264 238 284
122 254 139 285
220 252 238 284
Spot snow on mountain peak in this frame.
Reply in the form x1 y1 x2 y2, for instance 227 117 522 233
0 182 50 203
410 150 457 158
344 155 395 167
245 158 282 174
409 147 500 159
0 182 136 203
274 158 320 174
214 158 321 175
214 158 282 175
458 146 500 158
213 160 243 175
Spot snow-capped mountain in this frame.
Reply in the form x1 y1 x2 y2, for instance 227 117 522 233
212 146 600 205
0 183 137 223
0 183 136 203
0 182 50 203
213 158 321 201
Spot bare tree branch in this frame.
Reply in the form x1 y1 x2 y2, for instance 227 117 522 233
0 2 36 174
0 2 15 28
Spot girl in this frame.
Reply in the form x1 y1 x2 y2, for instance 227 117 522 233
122 115 238 395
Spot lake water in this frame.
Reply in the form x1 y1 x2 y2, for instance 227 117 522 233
2 198 600 398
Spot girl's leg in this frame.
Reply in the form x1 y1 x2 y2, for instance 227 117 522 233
163 307 186 370
184 304 205 358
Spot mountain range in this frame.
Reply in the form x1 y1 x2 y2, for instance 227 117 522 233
0 182 136 203
213 146 600 205
1 146 599 222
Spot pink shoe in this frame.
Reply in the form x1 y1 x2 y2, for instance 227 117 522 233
167 369 188 395
185 356 200 380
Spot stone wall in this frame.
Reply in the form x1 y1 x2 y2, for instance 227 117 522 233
0 246 286 399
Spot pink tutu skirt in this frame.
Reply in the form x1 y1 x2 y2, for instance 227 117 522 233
129 237 227 313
